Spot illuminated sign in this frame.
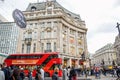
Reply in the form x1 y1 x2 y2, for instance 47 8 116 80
12 60 39 64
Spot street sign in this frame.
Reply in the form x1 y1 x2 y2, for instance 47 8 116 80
12 9 26 28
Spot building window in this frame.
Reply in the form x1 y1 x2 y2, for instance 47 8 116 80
28 32 32 38
79 48 83 55
78 38 82 45
54 21 57 26
47 43 51 50
41 31 44 39
47 8 52 14
70 37 75 44
31 6 36 11
47 22 51 27
47 31 51 38
54 42 56 51
29 14 34 17
40 22 45 27
35 23 37 26
41 43 44 52
26 44 31 53
70 46 75 55
33 43 36 52
70 29 75 35
63 45 66 53
34 32 37 39
22 44 24 53
63 34 66 41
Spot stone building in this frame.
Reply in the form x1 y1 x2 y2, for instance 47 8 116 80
91 43 116 68
16 0 88 67
114 35 120 66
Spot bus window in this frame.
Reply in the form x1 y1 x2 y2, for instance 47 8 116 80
49 64 61 70
7 55 16 59
53 54 58 58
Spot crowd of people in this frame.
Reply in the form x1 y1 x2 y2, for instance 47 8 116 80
0 62 120 80
61 65 120 80
0 63 45 80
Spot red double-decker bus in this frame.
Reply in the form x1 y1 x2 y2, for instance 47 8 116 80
4 52 62 77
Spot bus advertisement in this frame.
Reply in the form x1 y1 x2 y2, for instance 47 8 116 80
4 52 62 77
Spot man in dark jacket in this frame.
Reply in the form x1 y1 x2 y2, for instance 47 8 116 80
1 63 10 80
69 66 77 80
20 68 25 80
116 66 120 79
52 72 59 80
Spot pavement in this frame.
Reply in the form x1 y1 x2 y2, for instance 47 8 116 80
24 74 117 80
77 74 117 80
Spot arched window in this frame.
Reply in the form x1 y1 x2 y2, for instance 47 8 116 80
31 6 37 11
33 43 36 52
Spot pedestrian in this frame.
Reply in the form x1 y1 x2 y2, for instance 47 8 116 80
94 67 100 79
116 66 120 80
1 63 10 80
0 64 5 80
111 68 116 77
9 68 20 80
67 66 72 80
35 69 42 80
40 67 44 80
62 66 68 80
19 68 25 80
52 67 59 80
70 66 77 80
28 70 32 80
84 68 88 78
102 67 107 76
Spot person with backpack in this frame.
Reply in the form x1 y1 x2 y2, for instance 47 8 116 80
1 63 10 80
19 68 25 80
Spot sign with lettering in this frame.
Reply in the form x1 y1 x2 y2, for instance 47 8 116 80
12 9 26 28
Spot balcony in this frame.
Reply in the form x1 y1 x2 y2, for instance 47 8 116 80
44 50 52 53
25 38 32 44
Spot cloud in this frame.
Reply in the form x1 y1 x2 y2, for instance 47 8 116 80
113 0 120 8
95 23 117 33
87 32 116 53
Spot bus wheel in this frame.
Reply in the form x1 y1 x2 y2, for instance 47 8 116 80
45 72 50 77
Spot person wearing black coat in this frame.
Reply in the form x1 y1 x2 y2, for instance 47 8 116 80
116 67 120 79
52 72 59 80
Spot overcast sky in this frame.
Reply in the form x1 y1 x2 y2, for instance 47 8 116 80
0 0 120 54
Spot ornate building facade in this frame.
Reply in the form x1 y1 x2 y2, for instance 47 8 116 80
91 43 117 68
114 35 120 66
16 1 88 67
